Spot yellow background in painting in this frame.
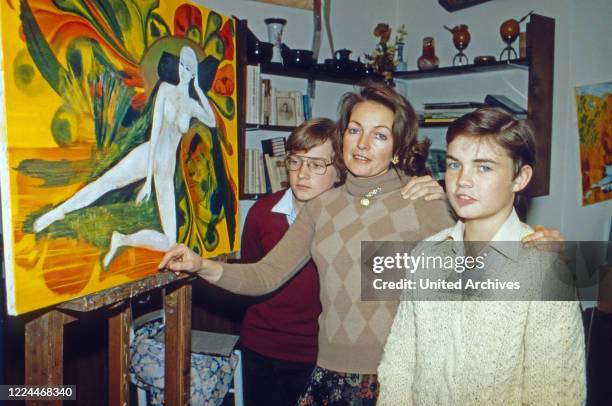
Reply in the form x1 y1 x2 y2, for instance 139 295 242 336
0 1 239 315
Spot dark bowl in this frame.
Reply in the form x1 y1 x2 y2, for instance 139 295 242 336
247 40 274 64
282 49 315 69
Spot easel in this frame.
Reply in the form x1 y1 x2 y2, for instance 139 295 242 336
24 272 194 406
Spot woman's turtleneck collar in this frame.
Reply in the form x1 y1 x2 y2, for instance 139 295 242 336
344 168 406 197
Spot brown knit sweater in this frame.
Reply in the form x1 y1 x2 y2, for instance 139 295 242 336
218 170 454 373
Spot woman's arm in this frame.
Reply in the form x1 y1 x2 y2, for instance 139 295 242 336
191 71 216 127
136 84 166 203
160 200 317 296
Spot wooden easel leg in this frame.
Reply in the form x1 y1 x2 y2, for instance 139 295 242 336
25 310 65 406
108 303 131 406
164 284 192 406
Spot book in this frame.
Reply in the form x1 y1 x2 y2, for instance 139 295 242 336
291 90 304 124
253 149 261 194
244 149 253 194
246 65 261 124
261 79 272 125
303 94 312 120
423 101 486 110
484 94 528 118
261 136 287 157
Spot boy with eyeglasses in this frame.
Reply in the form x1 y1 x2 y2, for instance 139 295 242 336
239 118 444 405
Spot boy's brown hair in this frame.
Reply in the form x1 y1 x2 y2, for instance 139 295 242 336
286 118 346 184
446 107 536 178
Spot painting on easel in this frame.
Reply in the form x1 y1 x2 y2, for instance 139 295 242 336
0 0 239 315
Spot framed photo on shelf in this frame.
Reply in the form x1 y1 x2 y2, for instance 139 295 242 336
276 96 297 126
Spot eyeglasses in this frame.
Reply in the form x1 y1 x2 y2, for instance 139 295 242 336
285 154 333 175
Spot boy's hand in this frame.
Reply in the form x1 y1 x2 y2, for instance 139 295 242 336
401 175 445 201
522 225 565 252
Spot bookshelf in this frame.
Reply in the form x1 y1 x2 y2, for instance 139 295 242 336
251 62 384 85
236 13 554 199
393 59 528 80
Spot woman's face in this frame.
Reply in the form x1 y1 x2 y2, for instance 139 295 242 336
342 101 395 178
178 59 195 83
178 49 197 83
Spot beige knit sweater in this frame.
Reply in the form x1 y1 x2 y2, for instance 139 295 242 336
216 170 454 373
377 211 586 405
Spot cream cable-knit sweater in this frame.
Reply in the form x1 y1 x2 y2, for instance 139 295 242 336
216 170 454 373
377 210 586 405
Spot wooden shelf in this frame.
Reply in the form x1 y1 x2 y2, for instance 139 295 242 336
394 59 528 80
245 122 453 130
248 59 528 85
251 62 384 85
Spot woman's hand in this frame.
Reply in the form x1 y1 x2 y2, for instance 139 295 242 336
158 244 223 282
401 175 445 201
136 180 152 204
522 225 565 252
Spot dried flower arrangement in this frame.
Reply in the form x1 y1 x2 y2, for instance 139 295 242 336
364 23 407 79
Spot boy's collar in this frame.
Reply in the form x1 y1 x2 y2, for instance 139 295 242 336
271 188 298 224
442 209 532 261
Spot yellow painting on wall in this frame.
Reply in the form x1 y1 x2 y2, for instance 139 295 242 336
0 0 239 315
575 82 612 206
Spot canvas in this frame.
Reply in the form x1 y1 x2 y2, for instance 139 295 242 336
574 82 612 206
0 0 239 315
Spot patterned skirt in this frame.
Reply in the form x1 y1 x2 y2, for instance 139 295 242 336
296 366 379 406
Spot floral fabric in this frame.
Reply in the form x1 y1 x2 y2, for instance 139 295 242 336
296 366 379 406
130 319 238 405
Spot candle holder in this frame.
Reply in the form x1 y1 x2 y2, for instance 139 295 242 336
265 18 287 64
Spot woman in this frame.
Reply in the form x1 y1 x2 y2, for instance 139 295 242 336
161 81 455 404
33 46 217 267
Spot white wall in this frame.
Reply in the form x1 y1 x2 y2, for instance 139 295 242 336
539 0 612 242
393 0 612 241
196 0 612 244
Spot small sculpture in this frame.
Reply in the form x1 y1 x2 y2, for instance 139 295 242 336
445 24 471 66
499 11 533 61
417 37 439 70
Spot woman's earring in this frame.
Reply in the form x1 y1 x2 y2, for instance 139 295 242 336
391 156 399 165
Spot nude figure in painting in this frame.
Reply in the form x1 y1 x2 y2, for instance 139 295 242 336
33 46 216 267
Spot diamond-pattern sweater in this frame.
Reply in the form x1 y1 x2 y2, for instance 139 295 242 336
217 170 454 373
